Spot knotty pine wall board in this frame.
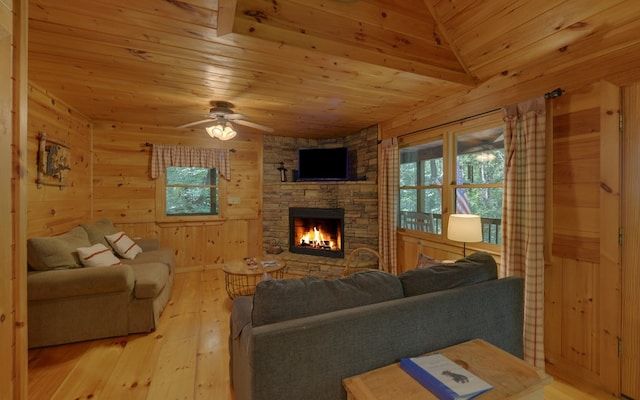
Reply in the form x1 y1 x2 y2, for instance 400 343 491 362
26 84 92 237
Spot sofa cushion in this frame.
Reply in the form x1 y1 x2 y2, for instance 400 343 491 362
27 265 134 301
81 218 117 247
129 263 169 299
77 243 122 267
252 270 404 327
106 231 143 259
121 247 175 271
399 251 498 297
27 227 91 271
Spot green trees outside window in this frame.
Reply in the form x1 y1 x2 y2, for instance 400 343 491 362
399 124 504 244
165 167 219 216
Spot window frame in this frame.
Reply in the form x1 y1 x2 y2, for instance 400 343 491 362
155 166 228 224
398 112 503 252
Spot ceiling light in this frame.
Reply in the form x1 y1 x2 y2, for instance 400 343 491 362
475 153 496 162
205 121 237 140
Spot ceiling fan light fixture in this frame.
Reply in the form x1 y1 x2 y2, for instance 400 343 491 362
205 121 237 140
475 153 496 162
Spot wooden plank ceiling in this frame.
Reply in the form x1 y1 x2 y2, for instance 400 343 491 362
27 0 640 138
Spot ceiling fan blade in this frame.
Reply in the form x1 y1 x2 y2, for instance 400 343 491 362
176 118 214 129
233 119 274 133
223 113 247 120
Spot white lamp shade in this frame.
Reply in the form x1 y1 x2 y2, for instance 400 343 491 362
205 121 237 140
447 214 483 243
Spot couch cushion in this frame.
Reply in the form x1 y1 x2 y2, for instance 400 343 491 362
27 227 91 271
252 270 404 327
129 263 169 299
398 251 498 297
27 265 134 301
121 247 175 271
81 218 117 247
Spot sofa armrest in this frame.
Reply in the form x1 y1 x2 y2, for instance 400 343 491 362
134 237 160 251
27 265 135 301
231 296 254 339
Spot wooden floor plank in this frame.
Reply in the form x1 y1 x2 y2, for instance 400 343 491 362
98 333 162 400
27 268 613 400
49 338 126 400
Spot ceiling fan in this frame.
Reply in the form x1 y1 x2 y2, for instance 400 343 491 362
176 101 274 134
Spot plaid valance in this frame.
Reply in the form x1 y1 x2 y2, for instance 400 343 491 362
150 144 230 180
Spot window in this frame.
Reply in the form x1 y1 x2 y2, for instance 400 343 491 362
399 114 504 245
161 167 220 218
399 140 444 235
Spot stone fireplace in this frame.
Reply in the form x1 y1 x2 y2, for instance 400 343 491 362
262 126 379 277
289 207 345 258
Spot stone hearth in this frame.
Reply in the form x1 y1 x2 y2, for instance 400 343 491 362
262 126 379 277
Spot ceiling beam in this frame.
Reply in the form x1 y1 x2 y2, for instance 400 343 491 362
217 0 476 87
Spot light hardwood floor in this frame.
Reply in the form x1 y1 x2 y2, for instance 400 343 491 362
28 269 615 399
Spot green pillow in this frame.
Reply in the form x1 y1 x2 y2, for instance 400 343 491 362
27 227 91 271
81 218 117 246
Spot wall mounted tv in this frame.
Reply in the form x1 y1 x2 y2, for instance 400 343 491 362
297 147 350 181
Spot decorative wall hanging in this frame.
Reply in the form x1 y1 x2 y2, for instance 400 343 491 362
37 133 71 188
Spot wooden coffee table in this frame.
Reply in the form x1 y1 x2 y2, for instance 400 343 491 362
222 258 286 299
343 339 552 400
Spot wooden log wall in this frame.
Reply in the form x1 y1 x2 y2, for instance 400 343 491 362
27 84 93 237
545 81 621 396
91 123 263 271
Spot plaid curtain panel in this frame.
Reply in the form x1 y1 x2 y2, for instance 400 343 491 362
379 137 399 274
501 97 546 368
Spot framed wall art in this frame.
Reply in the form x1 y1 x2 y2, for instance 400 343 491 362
37 133 71 188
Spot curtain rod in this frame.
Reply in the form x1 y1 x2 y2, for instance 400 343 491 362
381 87 564 142
143 142 236 152
394 108 501 140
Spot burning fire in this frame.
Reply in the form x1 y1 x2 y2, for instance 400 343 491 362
299 226 334 250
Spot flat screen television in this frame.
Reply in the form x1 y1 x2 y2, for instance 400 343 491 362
297 147 349 181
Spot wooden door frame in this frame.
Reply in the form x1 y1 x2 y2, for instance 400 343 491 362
621 83 640 400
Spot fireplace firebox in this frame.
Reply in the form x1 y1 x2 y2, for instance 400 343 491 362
289 207 345 258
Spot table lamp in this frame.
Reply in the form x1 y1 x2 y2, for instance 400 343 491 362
447 214 483 257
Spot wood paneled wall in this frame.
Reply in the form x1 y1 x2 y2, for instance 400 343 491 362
3 0 28 399
91 123 263 271
27 84 93 237
26 85 264 272
545 81 621 396
622 83 640 400
391 81 624 395
0 8 14 397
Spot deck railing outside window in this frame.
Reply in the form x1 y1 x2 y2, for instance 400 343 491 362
399 211 502 245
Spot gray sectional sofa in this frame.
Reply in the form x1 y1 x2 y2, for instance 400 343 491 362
229 252 524 400
27 218 175 348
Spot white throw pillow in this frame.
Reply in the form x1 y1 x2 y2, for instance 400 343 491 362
105 231 143 260
77 244 122 267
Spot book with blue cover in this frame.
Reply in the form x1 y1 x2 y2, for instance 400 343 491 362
399 353 493 400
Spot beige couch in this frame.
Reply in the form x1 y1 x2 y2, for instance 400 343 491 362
27 218 175 348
